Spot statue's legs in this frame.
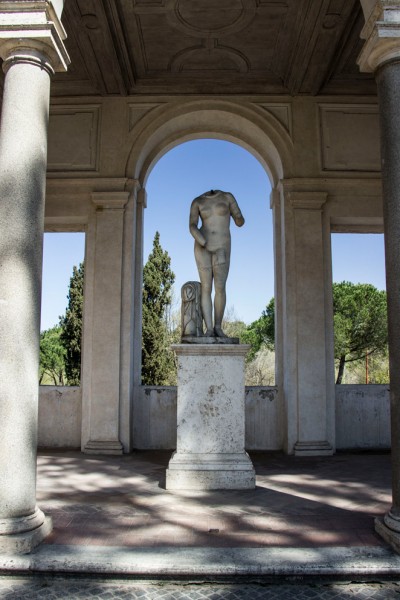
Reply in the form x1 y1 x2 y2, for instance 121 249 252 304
213 263 229 337
197 266 214 335
194 243 214 335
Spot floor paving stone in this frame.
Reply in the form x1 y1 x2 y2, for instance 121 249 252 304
36 450 392 550
1 578 400 600
1 450 399 591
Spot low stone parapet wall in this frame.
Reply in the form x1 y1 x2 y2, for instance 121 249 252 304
38 386 82 449
335 384 390 450
133 386 282 450
38 384 390 451
245 387 282 450
134 386 177 449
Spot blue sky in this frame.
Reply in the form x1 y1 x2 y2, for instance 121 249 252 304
41 139 386 330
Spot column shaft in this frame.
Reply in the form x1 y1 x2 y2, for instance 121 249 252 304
0 1 69 553
0 57 50 531
377 61 400 519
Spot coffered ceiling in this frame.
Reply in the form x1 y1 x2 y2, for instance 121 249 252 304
9 0 380 97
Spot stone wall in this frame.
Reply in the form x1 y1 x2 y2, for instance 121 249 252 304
38 386 82 449
245 387 283 450
335 384 390 450
133 386 177 449
133 386 283 450
38 384 390 451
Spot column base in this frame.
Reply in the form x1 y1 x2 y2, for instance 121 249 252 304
375 517 400 554
83 440 123 455
0 516 52 555
294 441 333 457
166 452 256 490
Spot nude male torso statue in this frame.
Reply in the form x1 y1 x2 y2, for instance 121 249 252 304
189 189 245 337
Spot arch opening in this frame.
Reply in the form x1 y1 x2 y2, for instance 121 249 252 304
142 138 275 386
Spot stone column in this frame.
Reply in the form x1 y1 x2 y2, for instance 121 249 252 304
81 192 129 455
279 187 334 456
0 2 69 553
132 188 146 391
358 1 400 552
132 189 146 446
270 188 284 433
119 180 141 452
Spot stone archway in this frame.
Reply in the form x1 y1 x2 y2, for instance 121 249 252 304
122 99 292 449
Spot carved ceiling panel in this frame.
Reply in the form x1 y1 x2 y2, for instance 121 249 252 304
2 0 375 97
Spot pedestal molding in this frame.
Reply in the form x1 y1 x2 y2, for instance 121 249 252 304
171 343 250 357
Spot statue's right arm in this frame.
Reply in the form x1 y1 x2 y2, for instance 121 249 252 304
189 200 206 247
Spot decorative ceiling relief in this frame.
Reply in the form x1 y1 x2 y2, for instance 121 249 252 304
165 0 256 37
42 0 376 97
169 41 249 73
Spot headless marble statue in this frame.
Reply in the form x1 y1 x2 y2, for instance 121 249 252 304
189 189 245 337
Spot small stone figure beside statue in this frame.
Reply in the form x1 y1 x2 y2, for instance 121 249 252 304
181 189 244 344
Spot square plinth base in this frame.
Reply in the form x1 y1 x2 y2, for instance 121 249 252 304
294 441 333 457
166 452 256 490
375 517 400 554
83 440 123 455
0 516 52 555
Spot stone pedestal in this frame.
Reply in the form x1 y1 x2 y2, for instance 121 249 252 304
166 344 255 490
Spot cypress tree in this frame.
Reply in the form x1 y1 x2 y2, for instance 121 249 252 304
60 262 84 386
142 232 175 385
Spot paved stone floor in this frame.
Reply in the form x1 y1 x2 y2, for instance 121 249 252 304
1 577 400 599
37 450 391 549
2 450 399 596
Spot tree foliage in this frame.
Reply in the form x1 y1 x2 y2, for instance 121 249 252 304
39 325 66 385
142 232 175 385
242 297 275 359
221 306 248 340
237 282 388 386
245 346 275 386
60 262 84 386
333 281 388 384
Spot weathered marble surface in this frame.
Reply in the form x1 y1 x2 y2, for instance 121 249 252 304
181 281 203 338
189 190 244 338
166 344 255 490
